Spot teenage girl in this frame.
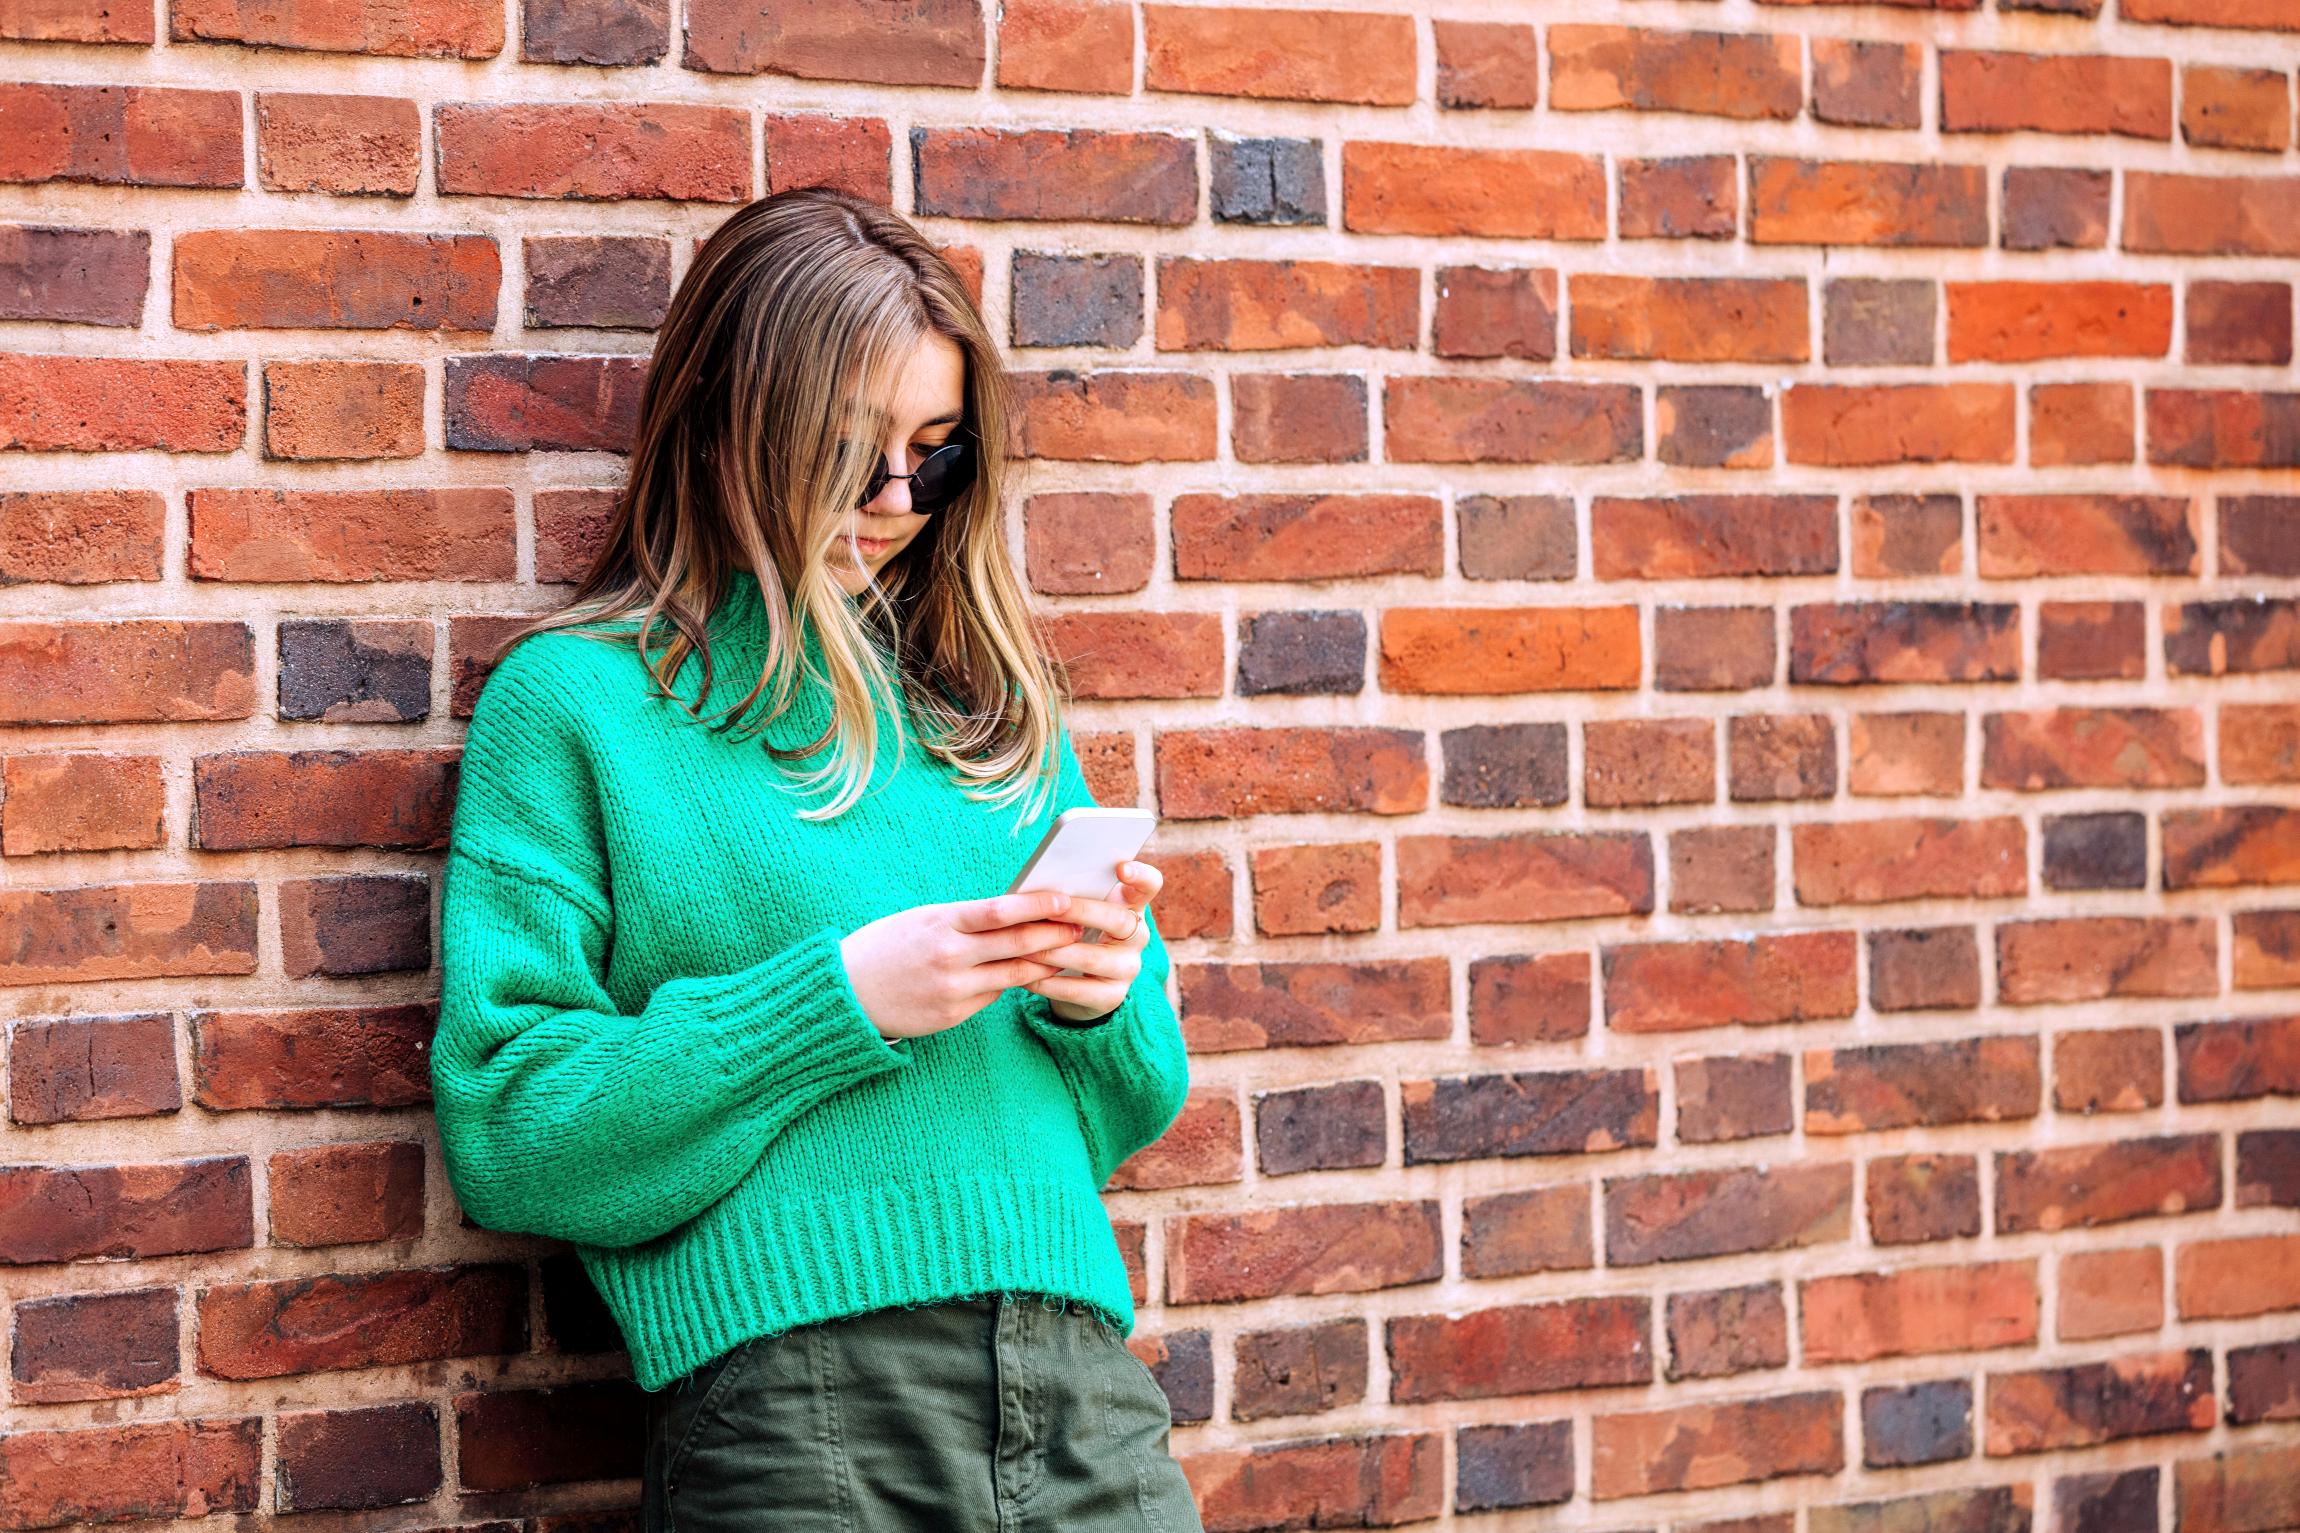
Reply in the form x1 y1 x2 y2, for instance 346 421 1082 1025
432 186 1204 1530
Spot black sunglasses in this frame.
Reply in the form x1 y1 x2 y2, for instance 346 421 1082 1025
841 424 977 514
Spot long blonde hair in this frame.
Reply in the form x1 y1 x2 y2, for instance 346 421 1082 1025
497 187 1075 826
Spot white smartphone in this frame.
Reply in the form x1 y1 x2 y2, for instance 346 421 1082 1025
1006 807 1156 978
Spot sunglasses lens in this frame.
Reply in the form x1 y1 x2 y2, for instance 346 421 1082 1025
912 439 975 512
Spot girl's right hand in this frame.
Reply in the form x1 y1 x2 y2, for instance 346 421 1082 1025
839 891 1085 1041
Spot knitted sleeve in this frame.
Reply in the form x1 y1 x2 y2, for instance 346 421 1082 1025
432 638 913 1250
1016 722 1192 1188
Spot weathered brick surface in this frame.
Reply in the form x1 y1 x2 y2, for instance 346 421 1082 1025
6 4 2296 1524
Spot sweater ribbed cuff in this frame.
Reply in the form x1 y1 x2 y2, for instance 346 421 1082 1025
691 925 913 1090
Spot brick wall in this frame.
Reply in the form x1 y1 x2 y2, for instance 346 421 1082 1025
2 0 2298 1525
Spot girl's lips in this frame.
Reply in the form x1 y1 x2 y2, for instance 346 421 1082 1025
844 534 893 554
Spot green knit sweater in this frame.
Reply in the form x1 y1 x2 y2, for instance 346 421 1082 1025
431 568 1189 1392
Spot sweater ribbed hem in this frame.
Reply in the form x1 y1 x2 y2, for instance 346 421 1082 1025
581 1171 1136 1392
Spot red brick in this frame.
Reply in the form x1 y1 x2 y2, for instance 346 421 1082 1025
2177 1234 2300 1320
1750 157 1987 246
2124 0 2300 24
1379 606 1639 692
2150 388 2300 468
278 872 431 977
1467 951 1591 1046
1620 154 1736 239
1399 830 1653 926
1179 956 1449 1052
0 83 241 188
2031 380 2134 465
914 128 1195 224
0 620 254 723
2039 599 2145 679
1143 5 1415 104
2164 805 2300 889
1996 1134 2222 1233
1165 1201 1441 1303
1385 376 1640 462
189 489 514 582
1783 382 2016 464
2 753 165 855
1434 20 1538 110
536 488 618 584
196 1264 525 1378
1591 493 1834 578
2176 1013 2300 1104
1593 1391 1842 1499
2125 172 2300 256
2055 1028 2168 1114
2234 909 2300 988
1605 1162 1852 1266
2191 281 2294 364
436 103 750 201
171 0 499 54
1802 1260 2039 1363
1171 493 1440 582
1792 816 2027 905
175 230 497 331
1602 931 1856 1033
1794 602 2014 684
1940 50 2172 138
7 1012 181 1126
2183 65 2292 152
0 0 154 40
524 0 666 64
0 225 149 324
1996 916 2217 1004
263 361 424 461
686 0 982 82
193 749 460 851
1009 368 1216 460
1184 1433 1442 1529
1387 1296 1650 1402
1343 142 1606 239
1977 493 2197 576
0 356 245 452
1231 373 1370 462
996 0 1130 93
0 1155 252 1262
1812 36 1920 127
445 354 646 454
255 92 421 195
2061 1246 2164 1340
1586 717 1714 807
0 490 163 582
8 1285 180 1401
1550 25 1802 121
269 1140 425 1246
0 883 257 986
1049 613 1220 701
1670 825 1775 914
1983 706 2205 791
1250 842 1380 936
0 1419 260 1524
1983 1348 2213 1454
1849 498 1959 581
1949 281 2174 363
191 1003 435 1111
1156 257 1416 351
1806 1036 2041 1134
1460 1185 1591 1276
2175 1445 2300 1533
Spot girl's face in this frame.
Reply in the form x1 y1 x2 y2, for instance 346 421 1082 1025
832 332 968 596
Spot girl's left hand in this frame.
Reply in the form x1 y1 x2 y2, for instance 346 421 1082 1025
1020 859 1163 1023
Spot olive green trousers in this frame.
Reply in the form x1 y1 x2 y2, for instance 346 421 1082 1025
640 1291 1204 1532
